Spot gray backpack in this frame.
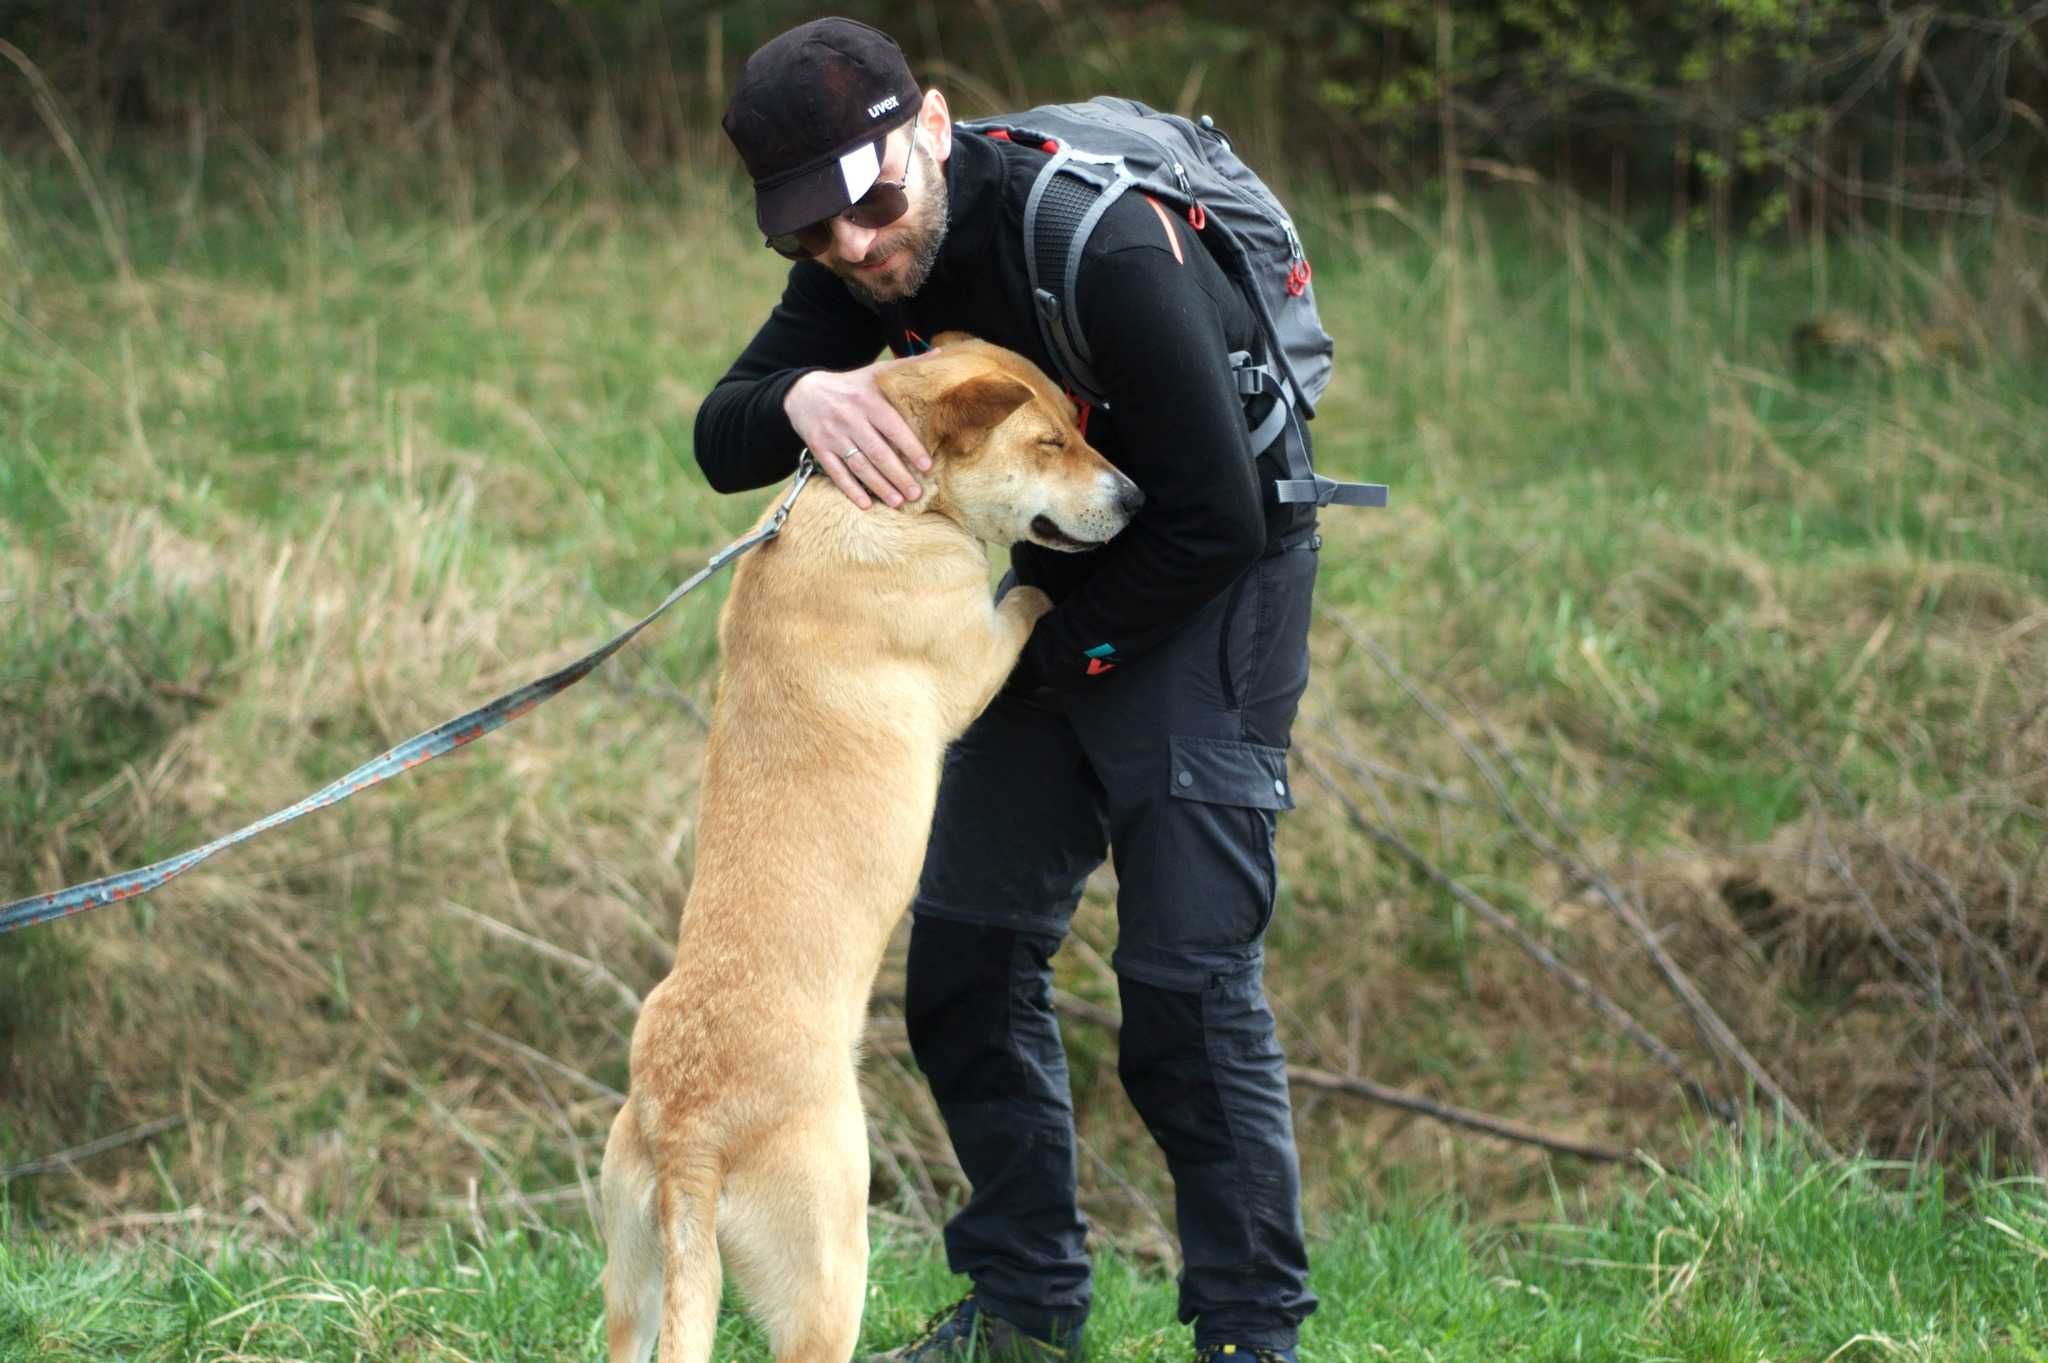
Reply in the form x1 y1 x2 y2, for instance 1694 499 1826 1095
963 97 1385 509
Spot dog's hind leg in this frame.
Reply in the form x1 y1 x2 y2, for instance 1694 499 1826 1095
719 1090 870 1363
601 1103 665 1363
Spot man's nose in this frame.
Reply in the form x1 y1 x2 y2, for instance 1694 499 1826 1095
829 215 879 264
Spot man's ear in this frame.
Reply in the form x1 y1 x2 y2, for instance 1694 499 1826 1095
919 88 952 163
932 373 1034 453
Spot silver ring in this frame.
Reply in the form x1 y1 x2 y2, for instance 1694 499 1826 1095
843 445 864 462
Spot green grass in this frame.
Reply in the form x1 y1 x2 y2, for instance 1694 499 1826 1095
3 1135 2044 1361
1 132 2044 1241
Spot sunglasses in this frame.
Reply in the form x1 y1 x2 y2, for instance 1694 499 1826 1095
766 139 919 260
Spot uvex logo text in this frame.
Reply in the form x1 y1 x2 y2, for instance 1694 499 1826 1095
866 94 900 119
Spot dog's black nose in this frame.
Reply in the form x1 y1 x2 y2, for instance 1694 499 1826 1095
1116 478 1146 517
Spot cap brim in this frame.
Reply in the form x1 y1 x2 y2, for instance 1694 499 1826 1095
755 129 895 237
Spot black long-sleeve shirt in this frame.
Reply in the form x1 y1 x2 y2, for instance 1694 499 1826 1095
692 127 1311 691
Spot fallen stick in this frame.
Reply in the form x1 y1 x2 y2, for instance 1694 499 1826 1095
2 1114 189 1182
1295 745 1731 1125
1046 991 1635 1164
1315 610 1813 1134
441 898 642 1015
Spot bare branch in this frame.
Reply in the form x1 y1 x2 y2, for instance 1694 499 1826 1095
1316 609 1826 1144
2 1115 189 1182
441 898 643 1015
1294 745 1732 1126
1050 990 1635 1164
466 1021 625 1104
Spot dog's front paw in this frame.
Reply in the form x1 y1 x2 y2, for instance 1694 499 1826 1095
1001 584 1053 626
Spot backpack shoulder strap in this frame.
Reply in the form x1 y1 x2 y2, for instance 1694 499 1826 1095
1019 144 1133 408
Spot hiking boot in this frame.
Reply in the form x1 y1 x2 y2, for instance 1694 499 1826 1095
864 1295 1082 1363
1194 1346 1297 1363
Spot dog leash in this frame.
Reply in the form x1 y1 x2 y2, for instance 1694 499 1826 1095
0 454 817 937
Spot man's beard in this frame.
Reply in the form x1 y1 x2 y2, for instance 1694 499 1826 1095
831 144 949 306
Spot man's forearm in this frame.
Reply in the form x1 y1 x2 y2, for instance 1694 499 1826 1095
691 259 885 494
693 368 817 494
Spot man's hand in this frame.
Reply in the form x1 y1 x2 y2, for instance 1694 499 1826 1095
785 356 933 509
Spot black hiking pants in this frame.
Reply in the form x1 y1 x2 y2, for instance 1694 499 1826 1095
904 536 1321 1353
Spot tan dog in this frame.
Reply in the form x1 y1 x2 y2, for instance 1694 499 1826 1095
600 336 1142 1363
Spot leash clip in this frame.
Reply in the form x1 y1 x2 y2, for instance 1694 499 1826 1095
766 451 816 538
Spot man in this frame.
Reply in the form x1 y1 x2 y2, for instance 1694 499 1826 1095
696 18 1320 1363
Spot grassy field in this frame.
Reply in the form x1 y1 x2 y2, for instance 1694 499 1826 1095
5 1135 2046 1361
1 114 2045 1275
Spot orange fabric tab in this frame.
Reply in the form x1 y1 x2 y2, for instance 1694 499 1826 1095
1141 194 1185 264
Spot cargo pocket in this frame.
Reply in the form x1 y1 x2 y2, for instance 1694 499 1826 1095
1164 735 1295 947
1167 735 1296 812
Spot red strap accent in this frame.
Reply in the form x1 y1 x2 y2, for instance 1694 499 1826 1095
1286 259 1312 297
1141 194 1185 263
985 128 1058 153
1086 658 1118 676
1187 201 1206 231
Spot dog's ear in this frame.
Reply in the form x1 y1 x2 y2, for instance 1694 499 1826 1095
931 372 1035 453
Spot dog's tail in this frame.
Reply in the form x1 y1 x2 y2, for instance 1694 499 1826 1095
601 1099 725 1363
655 1150 725 1363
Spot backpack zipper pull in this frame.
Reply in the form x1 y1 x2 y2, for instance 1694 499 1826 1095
1283 222 1311 296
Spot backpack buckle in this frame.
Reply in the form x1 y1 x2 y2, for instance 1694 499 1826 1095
1273 476 1389 508
1230 353 1282 397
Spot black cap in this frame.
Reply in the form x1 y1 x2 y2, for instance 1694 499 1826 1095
722 19 922 238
